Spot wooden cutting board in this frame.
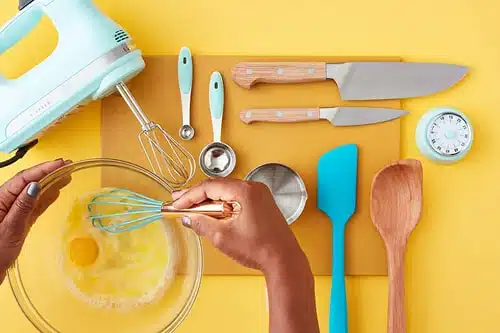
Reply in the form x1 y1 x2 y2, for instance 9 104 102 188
101 56 401 276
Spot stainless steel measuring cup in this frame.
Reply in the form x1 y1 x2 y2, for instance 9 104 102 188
245 163 307 224
199 72 236 177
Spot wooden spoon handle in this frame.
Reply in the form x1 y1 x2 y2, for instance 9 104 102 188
388 248 406 333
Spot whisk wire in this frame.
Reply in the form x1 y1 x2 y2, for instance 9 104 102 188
91 208 161 219
87 188 168 233
140 129 194 187
92 213 163 234
92 189 164 204
147 128 190 177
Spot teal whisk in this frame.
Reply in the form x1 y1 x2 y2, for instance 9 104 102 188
87 188 238 234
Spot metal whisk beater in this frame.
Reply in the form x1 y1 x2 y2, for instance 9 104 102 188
87 188 239 234
116 82 195 189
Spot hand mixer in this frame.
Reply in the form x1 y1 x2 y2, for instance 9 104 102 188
87 188 239 233
0 0 194 187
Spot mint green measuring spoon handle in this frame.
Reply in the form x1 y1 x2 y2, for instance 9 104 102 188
209 72 224 142
178 46 193 125
178 47 195 140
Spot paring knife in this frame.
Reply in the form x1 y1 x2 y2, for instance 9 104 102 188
232 62 468 100
240 107 408 126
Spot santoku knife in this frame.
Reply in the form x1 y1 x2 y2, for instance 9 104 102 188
240 107 408 126
232 62 468 100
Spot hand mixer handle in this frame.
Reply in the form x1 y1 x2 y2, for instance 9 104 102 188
0 3 44 54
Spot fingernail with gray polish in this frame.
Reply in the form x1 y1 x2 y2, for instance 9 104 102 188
27 182 41 198
181 216 192 228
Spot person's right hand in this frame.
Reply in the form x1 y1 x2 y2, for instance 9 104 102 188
172 178 308 274
174 179 320 333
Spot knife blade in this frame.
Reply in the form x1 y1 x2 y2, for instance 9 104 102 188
240 107 408 126
232 62 468 100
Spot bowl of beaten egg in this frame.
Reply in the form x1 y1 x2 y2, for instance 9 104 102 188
8 158 202 333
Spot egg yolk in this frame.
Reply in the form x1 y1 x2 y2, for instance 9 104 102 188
69 237 99 267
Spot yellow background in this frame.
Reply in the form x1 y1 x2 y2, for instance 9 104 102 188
0 0 498 332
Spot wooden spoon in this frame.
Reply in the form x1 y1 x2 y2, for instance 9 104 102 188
370 159 423 333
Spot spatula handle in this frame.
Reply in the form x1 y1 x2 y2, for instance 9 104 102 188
240 108 320 124
232 62 327 88
388 248 406 333
330 223 348 333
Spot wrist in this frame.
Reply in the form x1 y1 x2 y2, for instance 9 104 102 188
262 247 312 281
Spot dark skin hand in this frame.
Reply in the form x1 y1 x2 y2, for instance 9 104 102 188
173 178 320 333
0 159 71 284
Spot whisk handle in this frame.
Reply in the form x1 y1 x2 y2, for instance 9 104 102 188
161 200 239 219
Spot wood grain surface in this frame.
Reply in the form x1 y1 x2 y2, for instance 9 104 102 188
232 62 327 88
240 108 321 123
371 159 423 332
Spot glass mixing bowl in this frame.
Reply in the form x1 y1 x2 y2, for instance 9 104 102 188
8 158 202 333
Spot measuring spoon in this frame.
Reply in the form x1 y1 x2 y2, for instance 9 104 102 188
370 159 423 333
178 47 194 140
199 72 236 177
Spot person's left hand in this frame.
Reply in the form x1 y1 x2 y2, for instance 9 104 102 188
0 159 70 284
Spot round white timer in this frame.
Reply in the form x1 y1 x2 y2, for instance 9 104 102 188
416 107 473 164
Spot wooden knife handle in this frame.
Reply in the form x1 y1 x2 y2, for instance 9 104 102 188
240 108 320 124
232 62 327 88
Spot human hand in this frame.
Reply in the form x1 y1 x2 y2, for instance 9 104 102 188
172 178 308 274
0 159 71 283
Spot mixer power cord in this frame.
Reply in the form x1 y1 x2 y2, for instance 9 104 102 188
0 140 39 168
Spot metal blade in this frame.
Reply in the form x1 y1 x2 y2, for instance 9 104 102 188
326 62 468 100
319 107 408 126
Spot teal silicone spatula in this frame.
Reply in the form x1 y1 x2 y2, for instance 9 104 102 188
318 144 358 333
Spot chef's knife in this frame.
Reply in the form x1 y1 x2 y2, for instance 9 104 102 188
240 107 408 125
232 62 468 100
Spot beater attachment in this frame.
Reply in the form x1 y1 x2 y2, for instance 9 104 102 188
116 82 195 189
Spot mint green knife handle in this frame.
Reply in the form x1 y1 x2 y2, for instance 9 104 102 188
0 3 43 54
177 46 193 94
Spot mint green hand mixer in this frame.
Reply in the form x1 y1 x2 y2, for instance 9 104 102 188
0 0 194 188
